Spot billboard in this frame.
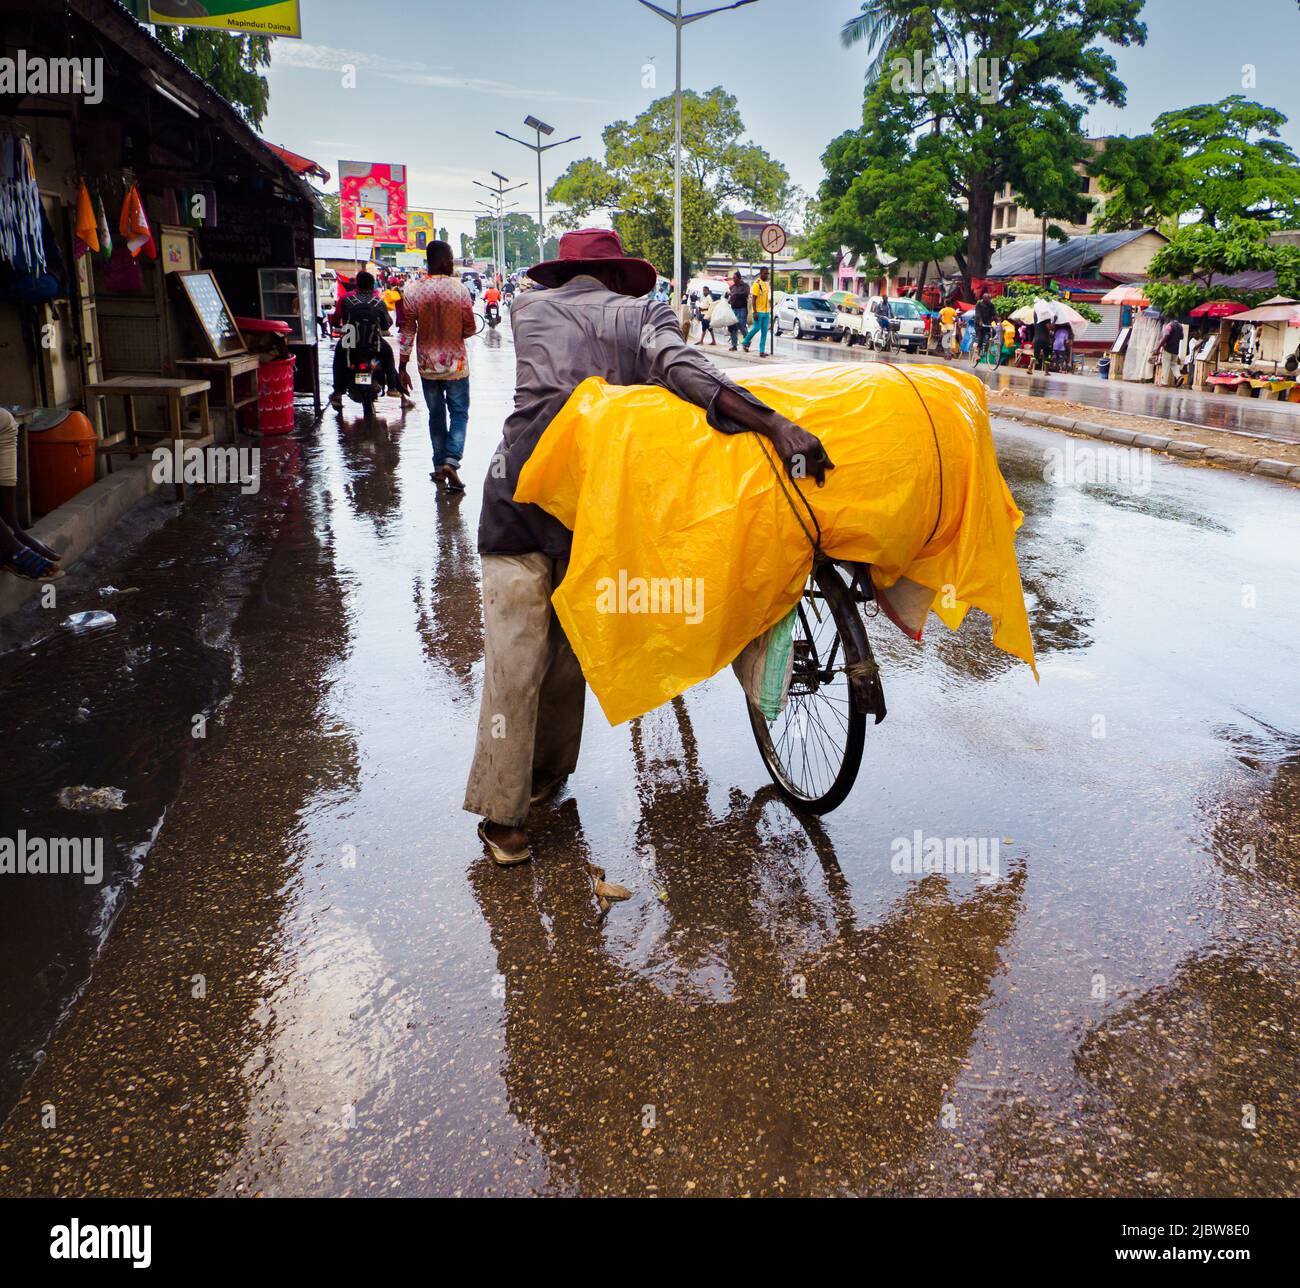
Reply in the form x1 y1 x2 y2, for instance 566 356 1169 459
146 1 302 39
406 209 438 254
339 161 407 247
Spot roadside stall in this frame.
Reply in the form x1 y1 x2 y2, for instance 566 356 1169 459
1203 297 1300 402
1186 300 1248 391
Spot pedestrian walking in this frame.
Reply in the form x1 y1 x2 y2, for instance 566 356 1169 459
727 270 749 350
973 291 996 362
741 267 772 356
939 301 957 357
400 240 477 492
465 228 832 867
1159 315 1184 387
1032 302 1054 372
696 289 718 345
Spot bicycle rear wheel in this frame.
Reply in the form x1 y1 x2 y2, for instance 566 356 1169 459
747 562 871 813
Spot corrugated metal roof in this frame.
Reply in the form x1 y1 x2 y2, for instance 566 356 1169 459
987 228 1158 278
1211 269 1279 290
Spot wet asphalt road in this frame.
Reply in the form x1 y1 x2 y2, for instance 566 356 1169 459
766 331 1300 444
1 324 1298 1197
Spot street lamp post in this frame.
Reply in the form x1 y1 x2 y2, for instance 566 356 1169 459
496 117 580 265
635 0 758 305
474 172 526 277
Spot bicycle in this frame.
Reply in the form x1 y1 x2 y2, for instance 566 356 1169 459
970 322 995 368
747 559 887 813
872 316 896 355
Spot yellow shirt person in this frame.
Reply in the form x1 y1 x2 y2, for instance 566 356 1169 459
750 275 771 314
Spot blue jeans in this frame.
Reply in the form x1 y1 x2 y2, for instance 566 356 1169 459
743 311 770 355
423 376 470 469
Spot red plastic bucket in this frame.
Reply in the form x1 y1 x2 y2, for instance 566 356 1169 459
254 356 296 435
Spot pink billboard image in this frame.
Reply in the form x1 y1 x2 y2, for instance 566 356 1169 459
339 161 408 245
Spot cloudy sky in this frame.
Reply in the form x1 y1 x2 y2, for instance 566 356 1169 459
258 0 1300 249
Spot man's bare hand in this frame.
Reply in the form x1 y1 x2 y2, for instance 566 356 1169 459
770 421 834 486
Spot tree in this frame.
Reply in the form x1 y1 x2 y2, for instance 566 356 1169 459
459 232 474 261
1085 133 1187 232
438 226 450 244
814 0 1146 293
548 88 792 278
804 143 966 283
317 193 341 237
839 0 926 83
474 214 558 269
152 28 273 128
1092 97 1300 231
993 278 1101 323
1143 219 1300 315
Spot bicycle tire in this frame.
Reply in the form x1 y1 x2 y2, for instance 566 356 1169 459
747 562 868 813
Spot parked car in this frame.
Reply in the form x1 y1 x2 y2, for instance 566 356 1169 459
861 296 930 353
773 292 839 340
835 299 870 345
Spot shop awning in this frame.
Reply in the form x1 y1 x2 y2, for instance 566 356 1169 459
264 144 331 184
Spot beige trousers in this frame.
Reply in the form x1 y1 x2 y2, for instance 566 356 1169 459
463 552 587 827
0 408 17 487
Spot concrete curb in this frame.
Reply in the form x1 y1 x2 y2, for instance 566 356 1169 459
990 406 1300 486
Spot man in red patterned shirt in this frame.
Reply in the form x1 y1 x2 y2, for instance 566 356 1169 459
400 241 477 491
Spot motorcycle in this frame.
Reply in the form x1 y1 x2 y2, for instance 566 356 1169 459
340 318 388 416
484 301 502 328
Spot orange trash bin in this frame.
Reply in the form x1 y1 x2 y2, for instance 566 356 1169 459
27 410 97 515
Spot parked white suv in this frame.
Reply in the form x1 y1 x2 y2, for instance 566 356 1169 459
773 293 839 340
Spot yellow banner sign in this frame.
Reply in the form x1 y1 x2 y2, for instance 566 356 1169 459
147 1 302 39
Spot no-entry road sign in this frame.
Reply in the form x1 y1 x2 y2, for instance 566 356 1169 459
760 223 787 255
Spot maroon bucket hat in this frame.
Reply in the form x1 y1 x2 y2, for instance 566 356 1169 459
526 227 658 297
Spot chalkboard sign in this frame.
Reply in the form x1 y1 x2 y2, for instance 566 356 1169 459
174 270 246 358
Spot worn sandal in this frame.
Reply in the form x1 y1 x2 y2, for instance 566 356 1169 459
3 547 64 581
478 820 531 866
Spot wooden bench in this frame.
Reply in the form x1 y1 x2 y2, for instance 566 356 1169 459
85 376 212 501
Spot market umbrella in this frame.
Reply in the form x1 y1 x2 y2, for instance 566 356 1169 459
825 290 859 307
1100 283 1148 306
1009 304 1036 324
1230 301 1300 324
1189 299 1250 318
1049 300 1090 337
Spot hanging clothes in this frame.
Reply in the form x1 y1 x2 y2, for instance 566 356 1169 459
118 183 155 259
74 180 100 256
94 189 113 261
0 132 45 273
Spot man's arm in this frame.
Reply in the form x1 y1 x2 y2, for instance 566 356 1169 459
641 302 833 485
399 288 416 365
461 291 476 340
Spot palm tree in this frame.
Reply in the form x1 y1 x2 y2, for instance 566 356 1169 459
839 1 926 85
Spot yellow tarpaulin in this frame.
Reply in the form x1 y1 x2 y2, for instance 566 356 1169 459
515 362 1036 726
